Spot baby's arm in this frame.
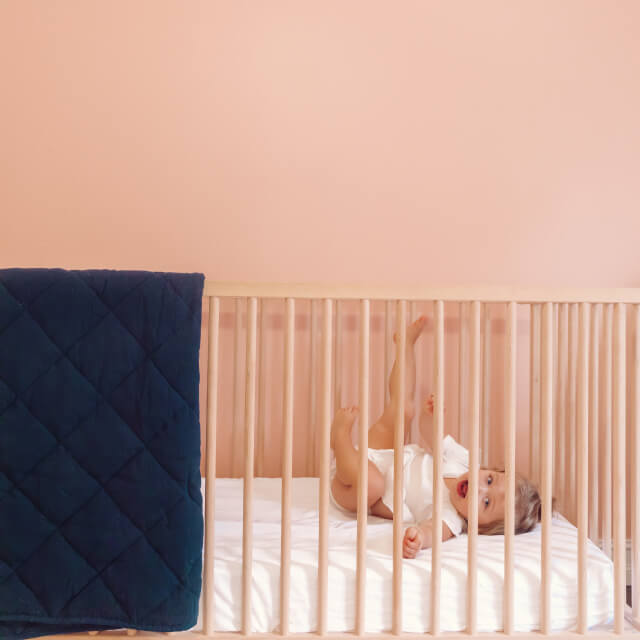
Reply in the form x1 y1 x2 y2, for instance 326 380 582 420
402 518 454 558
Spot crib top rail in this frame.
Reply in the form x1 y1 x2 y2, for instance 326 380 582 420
203 281 640 304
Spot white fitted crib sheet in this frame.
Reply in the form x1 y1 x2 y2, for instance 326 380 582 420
200 478 614 633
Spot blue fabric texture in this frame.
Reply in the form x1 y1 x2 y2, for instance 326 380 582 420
0 269 204 639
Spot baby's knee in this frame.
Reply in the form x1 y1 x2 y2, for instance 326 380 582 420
367 466 386 505
331 477 357 512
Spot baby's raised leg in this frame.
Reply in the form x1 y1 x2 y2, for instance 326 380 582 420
369 315 427 449
331 407 385 511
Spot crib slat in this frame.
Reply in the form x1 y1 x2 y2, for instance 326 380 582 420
241 297 258 634
504 302 516 635
589 305 600 542
613 303 626 634
604 304 613 557
385 300 393 405
334 300 342 412
553 304 559 479
556 304 568 514
412 301 421 443
459 301 469 446
233 298 243 478
568 304 578 524
530 304 541 484
432 300 445 635
392 300 407 635
280 298 295 635
318 299 332 635
467 301 481 635
481 304 491 467
203 297 220 636
356 299 370 635
308 299 318 476
541 302 553 634
633 304 640 624
256 299 267 476
577 303 590 633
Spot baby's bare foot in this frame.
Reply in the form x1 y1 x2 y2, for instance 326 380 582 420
330 406 359 449
394 315 427 347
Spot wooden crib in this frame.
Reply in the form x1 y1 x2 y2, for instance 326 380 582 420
69 283 640 639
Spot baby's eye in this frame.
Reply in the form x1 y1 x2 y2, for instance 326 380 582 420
487 475 493 485
484 497 490 508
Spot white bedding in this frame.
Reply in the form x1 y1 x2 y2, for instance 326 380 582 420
199 478 614 633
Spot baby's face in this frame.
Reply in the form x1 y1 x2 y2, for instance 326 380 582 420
448 469 505 527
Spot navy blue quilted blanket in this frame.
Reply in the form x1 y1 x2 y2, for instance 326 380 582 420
0 269 205 639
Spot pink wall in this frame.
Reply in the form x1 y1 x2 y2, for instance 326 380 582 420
2 1 640 286
2 2 640 513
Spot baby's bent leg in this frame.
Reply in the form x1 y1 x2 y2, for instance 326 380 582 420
331 461 386 512
331 407 360 485
331 407 385 512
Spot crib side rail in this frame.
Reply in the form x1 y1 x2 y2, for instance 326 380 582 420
204 282 640 304
198 287 640 639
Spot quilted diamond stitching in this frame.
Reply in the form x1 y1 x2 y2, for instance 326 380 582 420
0 273 202 507
102 275 200 412
0 275 82 345
21 359 102 441
0 270 203 628
59 493 196 620
0 270 62 307
0 315 62 394
18 445 101 526
17 532 98 616
27 279 109 352
1 475 195 619
0 394 200 600
0 412 199 618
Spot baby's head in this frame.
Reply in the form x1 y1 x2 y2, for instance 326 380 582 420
448 469 546 535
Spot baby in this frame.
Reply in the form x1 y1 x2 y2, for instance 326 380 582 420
330 316 544 559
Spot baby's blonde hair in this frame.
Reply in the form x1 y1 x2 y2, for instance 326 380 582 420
462 470 556 536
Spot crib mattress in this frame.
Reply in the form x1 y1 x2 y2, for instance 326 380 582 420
201 478 614 633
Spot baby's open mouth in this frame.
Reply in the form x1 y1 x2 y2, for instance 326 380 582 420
457 480 468 498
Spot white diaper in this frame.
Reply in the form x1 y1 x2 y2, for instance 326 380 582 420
366 445 421 523
330 436 469 535
328 445 426 523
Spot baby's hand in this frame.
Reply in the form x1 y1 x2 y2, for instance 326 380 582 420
426 394 435 416
423 393 446 417
403 526 423 558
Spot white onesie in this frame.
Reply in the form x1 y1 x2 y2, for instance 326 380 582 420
331 435 469 536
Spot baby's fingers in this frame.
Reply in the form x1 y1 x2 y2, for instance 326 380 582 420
405 526 419 541
403 540 419 558
402 530 422 558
